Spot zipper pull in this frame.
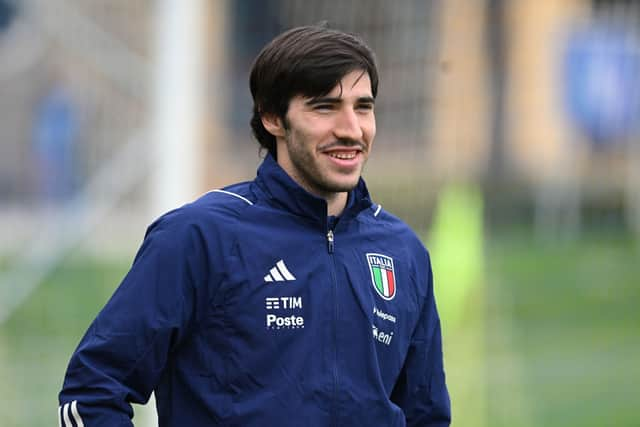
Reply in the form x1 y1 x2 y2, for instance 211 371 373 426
327 229 334 253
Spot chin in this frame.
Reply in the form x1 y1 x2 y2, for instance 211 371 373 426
326 178 360 193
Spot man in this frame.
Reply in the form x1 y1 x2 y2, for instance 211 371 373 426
59 25 451 426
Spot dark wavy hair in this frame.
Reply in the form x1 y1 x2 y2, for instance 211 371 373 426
249 25 379 159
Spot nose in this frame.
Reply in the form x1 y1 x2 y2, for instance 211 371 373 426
334 107 364 141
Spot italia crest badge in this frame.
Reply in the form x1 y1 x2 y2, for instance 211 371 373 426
366 253 396 300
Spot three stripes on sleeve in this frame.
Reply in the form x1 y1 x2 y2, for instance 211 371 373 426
58 400 84 427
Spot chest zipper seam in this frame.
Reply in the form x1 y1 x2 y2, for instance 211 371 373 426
327 228 338 427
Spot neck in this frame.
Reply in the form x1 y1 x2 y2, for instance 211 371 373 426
326 191 348 216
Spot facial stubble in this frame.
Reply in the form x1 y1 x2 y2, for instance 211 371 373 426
283 125 366 198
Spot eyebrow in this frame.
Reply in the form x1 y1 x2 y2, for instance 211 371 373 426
305 96 375 106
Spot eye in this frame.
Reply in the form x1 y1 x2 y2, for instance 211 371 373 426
357 102 374 112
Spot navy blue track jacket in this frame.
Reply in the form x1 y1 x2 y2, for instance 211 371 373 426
59 155 451 426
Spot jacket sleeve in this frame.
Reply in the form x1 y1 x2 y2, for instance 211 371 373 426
391 256 451 426
58 212 209 427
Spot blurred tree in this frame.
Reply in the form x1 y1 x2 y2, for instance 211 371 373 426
484 0 511 229
593 0 640 12
486 0 507 181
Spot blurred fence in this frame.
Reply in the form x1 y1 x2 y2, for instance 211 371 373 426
0 1 639 426
0 0 638 243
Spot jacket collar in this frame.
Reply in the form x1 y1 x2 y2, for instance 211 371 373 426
254 154 373 224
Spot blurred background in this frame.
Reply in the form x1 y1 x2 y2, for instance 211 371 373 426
0 0 639 426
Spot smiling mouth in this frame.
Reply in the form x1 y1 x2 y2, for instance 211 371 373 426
321 143 366 161
328 151 358 160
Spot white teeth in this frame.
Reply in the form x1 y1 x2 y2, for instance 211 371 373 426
329 152 356 160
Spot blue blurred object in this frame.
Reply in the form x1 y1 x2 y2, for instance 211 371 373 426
0 0 16 32
563 24 640 145
33 85 80 202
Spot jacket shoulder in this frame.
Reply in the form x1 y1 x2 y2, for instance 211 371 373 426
192 181 256 215
361 202 429 254
146 181 256 238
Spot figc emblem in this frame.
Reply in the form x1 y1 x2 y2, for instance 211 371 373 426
366 253 396 300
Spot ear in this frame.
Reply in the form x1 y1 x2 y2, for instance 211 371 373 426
261 113 286 138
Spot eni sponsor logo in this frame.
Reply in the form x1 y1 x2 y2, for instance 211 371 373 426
373 306 396 324
265 296 304 330
372 324 394 346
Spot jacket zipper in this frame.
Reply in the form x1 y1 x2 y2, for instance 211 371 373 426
326 228 338 426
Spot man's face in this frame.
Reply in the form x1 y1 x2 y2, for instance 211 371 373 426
274 70 376 199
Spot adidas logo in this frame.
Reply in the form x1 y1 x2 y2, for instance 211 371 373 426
264 259 296 282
